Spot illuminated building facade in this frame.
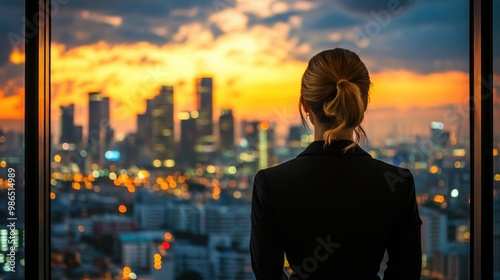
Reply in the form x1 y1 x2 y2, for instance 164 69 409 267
118 231 166 272
258 121 273 170
88 92 113 166
0 228 24 274
195 77 214 163
218 108 234 152
137 99 153 166
431 121 450 147
101 97 114 147
152 86 175 168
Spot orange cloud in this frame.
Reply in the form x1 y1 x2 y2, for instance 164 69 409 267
0 94 24 120
80 10 123 27
0 77 24 119
49 21 306 136
0 26 474 141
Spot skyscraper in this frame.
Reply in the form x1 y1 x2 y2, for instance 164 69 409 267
87 92 113 165
431 121 450 147
137 99 153 166
241 120 259 151
59 104 75 144
195 77 214 163
137 99 153 146
258 121 272 170
101 97 114 147
151 86 175 167
74 125 83 145
219 108 235 151
179 111 198 167
241 120 274 170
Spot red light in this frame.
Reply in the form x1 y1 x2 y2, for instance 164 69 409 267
162 241 170 249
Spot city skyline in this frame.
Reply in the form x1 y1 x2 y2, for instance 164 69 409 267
3 0 500 143
47 77 476 147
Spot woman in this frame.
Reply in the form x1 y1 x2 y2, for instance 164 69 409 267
250 48 422 280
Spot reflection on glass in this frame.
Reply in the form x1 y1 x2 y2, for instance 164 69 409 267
493 1 500 280
49 0 470 279
0 1 26 279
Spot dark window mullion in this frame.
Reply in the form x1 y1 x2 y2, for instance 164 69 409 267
25 0 51 279
470 0 494 279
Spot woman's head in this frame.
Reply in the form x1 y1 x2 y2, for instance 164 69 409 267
299 48 371 150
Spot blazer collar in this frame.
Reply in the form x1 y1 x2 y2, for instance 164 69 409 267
297 140 372 157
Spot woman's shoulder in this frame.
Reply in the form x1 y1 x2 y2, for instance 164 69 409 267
256 157 299 177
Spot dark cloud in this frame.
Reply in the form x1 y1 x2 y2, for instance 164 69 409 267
302 0 469 73
301 9 361 30
333 0 416 18
259 11 298 26
0 0 479 75
208 23 224 40
54 0 210 18
367 0 468 73
0 2 24 66
49 0 216 49
362 25 468 73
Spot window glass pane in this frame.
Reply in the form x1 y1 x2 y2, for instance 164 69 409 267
355 3 470 279
0 1 26 279
50 1 469 279
493 1 500 279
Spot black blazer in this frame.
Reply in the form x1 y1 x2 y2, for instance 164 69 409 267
250 140 422 280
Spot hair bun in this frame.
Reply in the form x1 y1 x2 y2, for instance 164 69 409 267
336 79 349 87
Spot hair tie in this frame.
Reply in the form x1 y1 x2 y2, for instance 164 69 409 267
336 79 349 87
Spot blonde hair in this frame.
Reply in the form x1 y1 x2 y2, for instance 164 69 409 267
299 48 370 151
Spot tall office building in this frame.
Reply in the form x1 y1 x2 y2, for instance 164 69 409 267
241 120 259 151
59 104 75 144
195 77 214 163
118 231 166 271
137 99 153 166
431 121 450 147
152 86 175 167
420 206 448 274
101 97 114 147
179 111 198 167
219 108 235 151
88 92 114 165
258 121 273 170
74 125 83 145
241 120 274 170
137 99 153 146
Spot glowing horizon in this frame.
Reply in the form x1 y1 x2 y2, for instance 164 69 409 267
0 42 478 141
1 0 495 142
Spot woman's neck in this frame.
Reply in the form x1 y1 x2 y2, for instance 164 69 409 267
313 123 354 142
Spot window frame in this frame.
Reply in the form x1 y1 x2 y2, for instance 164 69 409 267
470 0 494 279
25 0 51 279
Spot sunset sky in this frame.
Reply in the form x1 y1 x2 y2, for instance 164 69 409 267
1 0 499 142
